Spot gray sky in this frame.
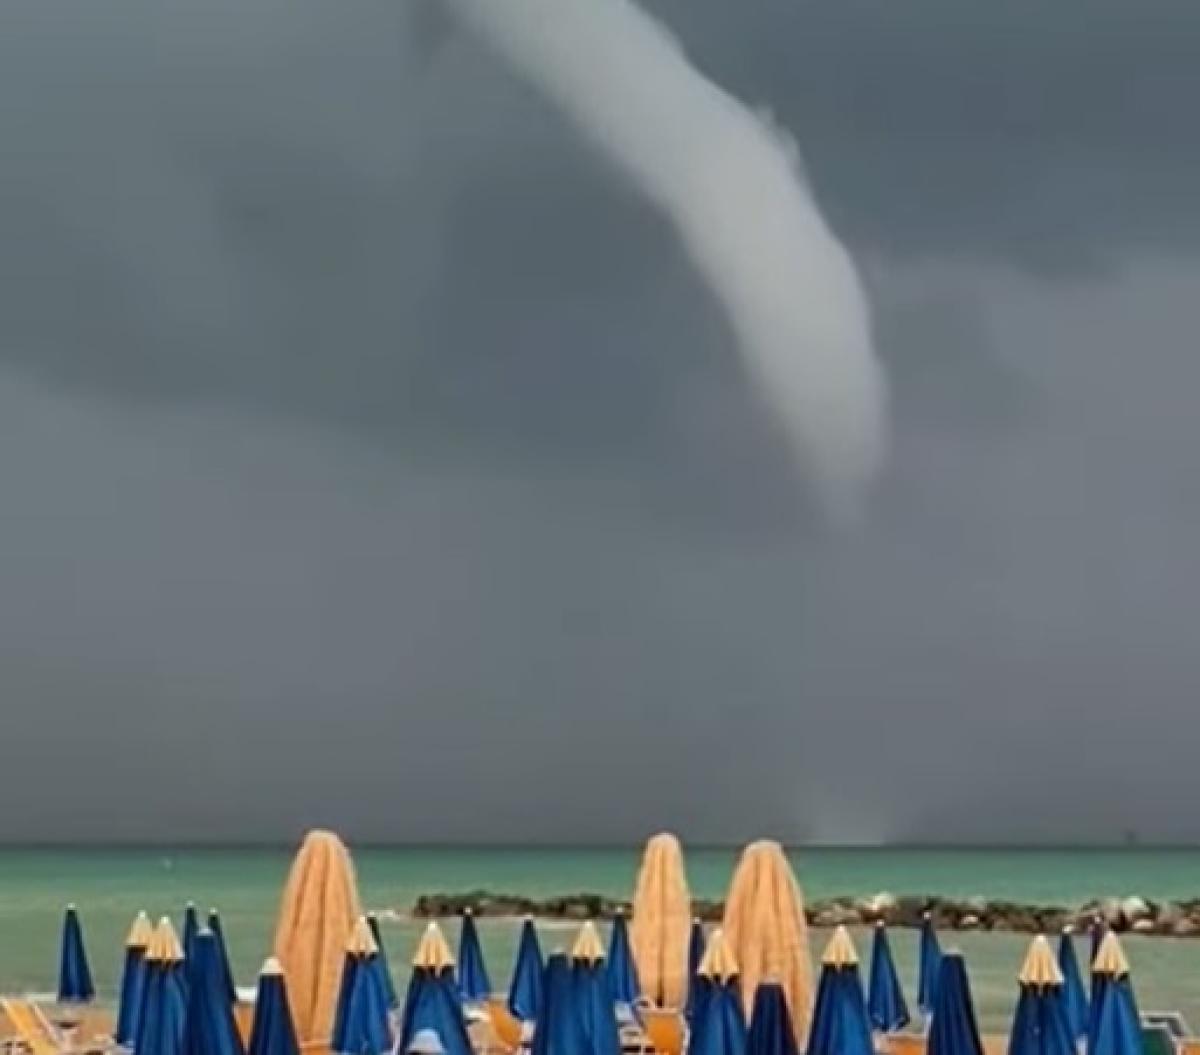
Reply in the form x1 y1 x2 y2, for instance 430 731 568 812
1 0 1198 844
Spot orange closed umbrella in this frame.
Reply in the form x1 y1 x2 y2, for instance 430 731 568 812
272 830 364 1047
721 840 814 1042
630 832 692 1008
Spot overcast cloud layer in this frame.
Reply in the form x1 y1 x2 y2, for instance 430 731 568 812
1 0 1198 843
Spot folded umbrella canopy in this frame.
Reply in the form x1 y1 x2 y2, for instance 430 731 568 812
531 954 588 1055
571 923 621 1055
918 914 943 1016
457 909 491 1004
607 909 640 1009
248 960 301 1055
182 904 201 965
687 930 746 1055
137 919 189 1055
116 911 154 1045
365 913 399 1010
746 981 799 1055
723 841 814 1043
1008 936 1075 1055
184 930 246 1055
1057 928 1089 1042
58 904 95 1004
927 953 983 1055
867 922 909 1033
208 909 239 1005
685 919 707 1020
331 917 392 1055
509 917 545 1022
273 830 364 1047
631 833 693 1009
1088 933 1142 1055
807 927 873 1055
399 923 472 1055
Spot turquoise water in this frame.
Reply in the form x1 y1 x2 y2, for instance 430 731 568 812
5 846 1200 1031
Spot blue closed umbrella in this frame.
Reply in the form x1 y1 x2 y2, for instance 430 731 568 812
746 982 798 1055
366 914 399 1010
58 905 96 1004
137 921 189 1055
927 954 983 1055
687 976 746 1055
868 923 909 1033
606 912 640 1009
331 921 392 1055
570 926 621 1055
457 911 491 1004
808 929 873 1055
1088 934 1142 1055
184 931 245 1055
182 904 200 965
1057 930 1089 1042
1089 919 1107 971
1008 937 1075 1055
399 968 472 1055
509 918 544 1022
116 913 153 1046
531 955 588 1055
208 909 239 1005
685 919 707 1020
918 914 943 1016
248 961 300 1055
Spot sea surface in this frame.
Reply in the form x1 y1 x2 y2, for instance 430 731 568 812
6 845 1200 1032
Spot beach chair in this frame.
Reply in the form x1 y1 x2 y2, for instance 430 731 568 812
1 1000 61 1055
639 1009 685 1055
482 998 524 1055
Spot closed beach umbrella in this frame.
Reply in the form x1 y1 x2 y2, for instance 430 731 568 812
138 919 189 1055
685 919 707 1020
722 841 814 1042
208 909 239 1005
116 911 154 1045
1057 928 1089 1042
182 903 200 965
807 927 873 1055
867 922 909 1033
331 917 391 1055
746 982 799 1055
687 930 746 1055
58 904 96 1004
457 909 491 1004
1008 936 1074 1055
571 923 621 1055
607 909 640 1009
1088 934 1142 1055
531 954 588 1055
248 960 300 1055
918 913 943 1016
184 930 245 1055
509 917 545 1022
1088 919 1107 971
273 830 364 1046
366 913 399 1010
631 833 693 1009
927 953 983 1055
400 924 471 1055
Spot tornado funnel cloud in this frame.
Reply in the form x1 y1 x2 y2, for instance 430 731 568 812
443 0 888 516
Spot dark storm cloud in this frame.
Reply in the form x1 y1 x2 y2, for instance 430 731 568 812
0 0 1197 842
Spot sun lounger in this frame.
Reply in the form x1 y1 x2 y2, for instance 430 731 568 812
639 1009 684 1055
1 1000 61 1055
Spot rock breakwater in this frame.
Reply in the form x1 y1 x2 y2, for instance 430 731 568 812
408 890 1200 936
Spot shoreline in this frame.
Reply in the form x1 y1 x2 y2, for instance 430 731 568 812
408 890 1200 937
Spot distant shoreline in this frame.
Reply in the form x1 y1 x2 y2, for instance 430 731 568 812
408 890 1200 937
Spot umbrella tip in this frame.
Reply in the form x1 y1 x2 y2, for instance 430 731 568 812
261 957 284 976
463 907 473 917
875 919 885 928
66 902 76 911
